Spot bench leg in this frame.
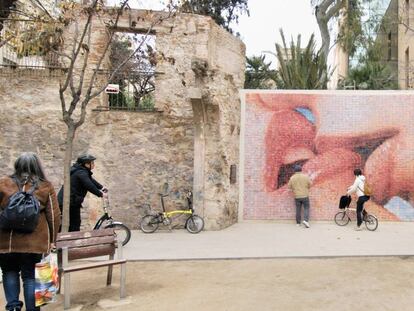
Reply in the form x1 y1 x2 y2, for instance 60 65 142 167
107 265 113 286
120 263 126 298
64 273 71 309
107 253 114 285
62 247 71 309
117 235 126 298
57 270 62 294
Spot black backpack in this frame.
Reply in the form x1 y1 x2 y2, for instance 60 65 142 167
0 178 40 233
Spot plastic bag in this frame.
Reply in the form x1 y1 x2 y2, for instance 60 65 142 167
35 252 59 307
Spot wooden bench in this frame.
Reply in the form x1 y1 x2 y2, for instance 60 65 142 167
56 228 127 309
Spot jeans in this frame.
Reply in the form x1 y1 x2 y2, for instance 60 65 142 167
295 197 310 224
0 253 42 311
357 195 370 227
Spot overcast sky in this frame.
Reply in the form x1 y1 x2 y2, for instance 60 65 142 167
131 0 320 66
233 0 320 59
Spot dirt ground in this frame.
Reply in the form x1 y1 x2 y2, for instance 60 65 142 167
1 257 414 311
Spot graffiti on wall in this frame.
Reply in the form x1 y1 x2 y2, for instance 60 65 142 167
242 91 414 221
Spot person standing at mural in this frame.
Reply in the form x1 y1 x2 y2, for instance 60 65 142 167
347 168 370 231
0 152 61 311
58 154 107 232
288 164 311 228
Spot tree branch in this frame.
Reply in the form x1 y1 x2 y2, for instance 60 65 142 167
60 1 98 96
326 0 346 21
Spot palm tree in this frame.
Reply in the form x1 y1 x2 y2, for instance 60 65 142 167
272 29 330 89
244 55 277 89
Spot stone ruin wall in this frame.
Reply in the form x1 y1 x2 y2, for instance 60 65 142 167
0 10 245 230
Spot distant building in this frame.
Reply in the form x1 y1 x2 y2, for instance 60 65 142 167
331 0 397 90
376 0 399 87
376 0 414 89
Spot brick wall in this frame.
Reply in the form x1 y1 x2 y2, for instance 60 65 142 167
0 10 245 230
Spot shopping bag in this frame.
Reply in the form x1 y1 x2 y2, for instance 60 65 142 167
35 252 59 307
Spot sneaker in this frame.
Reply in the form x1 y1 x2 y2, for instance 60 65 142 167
296 223 301 227
302 220 310 228
354 226 362 231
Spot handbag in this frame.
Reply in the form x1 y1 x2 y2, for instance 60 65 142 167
339 195 351 209
35 252 59 307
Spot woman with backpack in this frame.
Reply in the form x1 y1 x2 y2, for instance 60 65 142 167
347 168 371 231
0 152 61 311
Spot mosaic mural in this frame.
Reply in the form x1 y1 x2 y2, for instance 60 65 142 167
241 91 414 221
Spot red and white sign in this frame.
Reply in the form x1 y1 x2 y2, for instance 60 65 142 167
105 84 120 94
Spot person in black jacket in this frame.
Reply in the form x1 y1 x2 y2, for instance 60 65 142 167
58 154 107 232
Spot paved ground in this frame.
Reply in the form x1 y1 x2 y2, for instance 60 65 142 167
2 221 414 310
124 221 414 260
44 256 414 311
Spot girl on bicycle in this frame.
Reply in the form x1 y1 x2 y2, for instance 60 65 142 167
347 168 370 231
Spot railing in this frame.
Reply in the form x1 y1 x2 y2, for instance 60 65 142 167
96 70 160 112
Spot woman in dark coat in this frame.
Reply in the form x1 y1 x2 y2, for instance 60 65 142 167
0 152 61 311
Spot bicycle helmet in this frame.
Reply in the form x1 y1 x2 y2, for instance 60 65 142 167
76 154 96 165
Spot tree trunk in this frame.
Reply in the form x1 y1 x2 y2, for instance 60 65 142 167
61 124 76 233
316 10 330 63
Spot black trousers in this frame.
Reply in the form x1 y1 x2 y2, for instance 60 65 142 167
69 203 82 232
356 195 370 227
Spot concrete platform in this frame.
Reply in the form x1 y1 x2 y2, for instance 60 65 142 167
122 221 414 261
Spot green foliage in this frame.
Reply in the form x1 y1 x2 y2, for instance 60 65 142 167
9 22 64 58
342 63 397 89
140 94 155 110
337 0 364 56
273 29 330 89
108 88 155 110
180 0 249 33
244 55 277 89
339 42 398 90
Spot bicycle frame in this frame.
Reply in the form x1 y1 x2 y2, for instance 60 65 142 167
342 206 367 218
156 191 194 220
164 209 193 217
93 198 116 229
141 189 204 234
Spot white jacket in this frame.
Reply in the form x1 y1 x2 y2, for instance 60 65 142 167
347 175 366 197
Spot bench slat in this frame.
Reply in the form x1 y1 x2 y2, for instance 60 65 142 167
56 235 116 249
62 244 115 261
62 259 126 273
57 228 115 241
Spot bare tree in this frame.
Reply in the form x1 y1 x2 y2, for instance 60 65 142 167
55 1 175 232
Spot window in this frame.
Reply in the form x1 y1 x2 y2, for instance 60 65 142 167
107 32 156 111
405 47 410 88
387 32 392 61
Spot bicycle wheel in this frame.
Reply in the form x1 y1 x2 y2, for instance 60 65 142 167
140 215 159 233
334 211 350 226
364 214 378 231
185 215 204 233
104 223 131 246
